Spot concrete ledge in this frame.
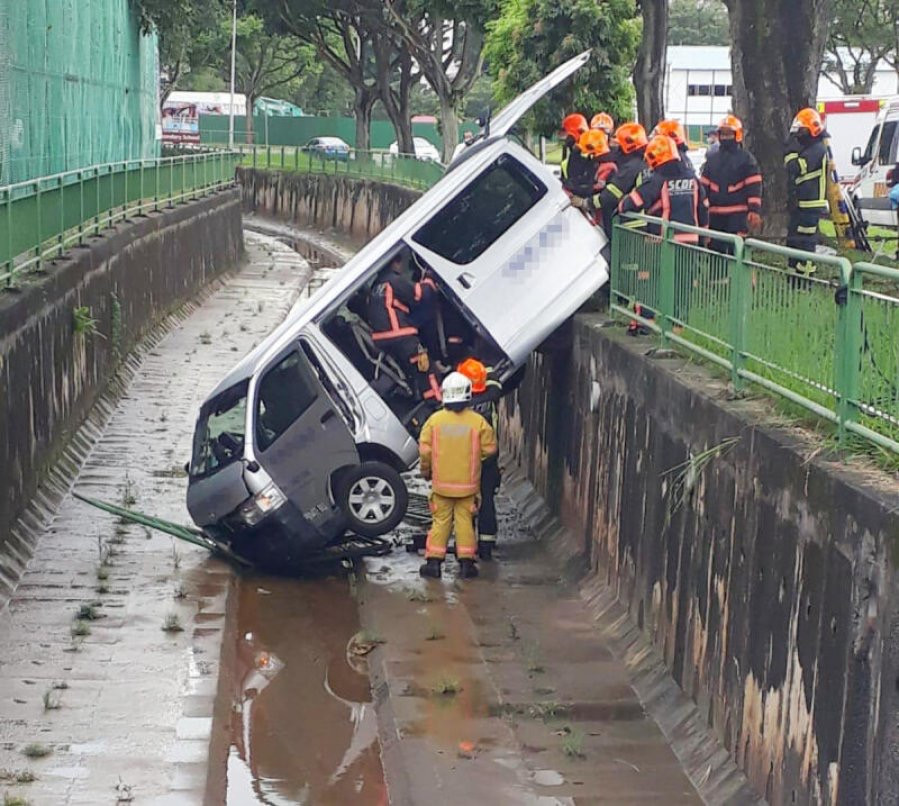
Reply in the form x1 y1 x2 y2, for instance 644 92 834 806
502 315 899 805
0 189 243 595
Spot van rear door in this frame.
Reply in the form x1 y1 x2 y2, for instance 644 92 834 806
408 149 607 366
252 346 358 523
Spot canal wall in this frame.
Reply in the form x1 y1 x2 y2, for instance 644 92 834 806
236 168 420 245
502 315 899 806
0 189 243 594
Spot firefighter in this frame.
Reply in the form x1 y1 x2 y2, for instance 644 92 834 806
559 114 595 199
418 372 498 580
580 129 617 189
457 358 503 561
651 119 694 171
368 254 441 403
590 112 615 137
784 108 829 279
619 135 708 331
591 122 650 238
700 115 763 253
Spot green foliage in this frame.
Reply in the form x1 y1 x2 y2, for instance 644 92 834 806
668 0 729 46
72 307 101 338
485 0 640 137
822 0 899 94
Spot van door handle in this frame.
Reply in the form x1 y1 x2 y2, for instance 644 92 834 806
457 272 475 289
320 410 335 425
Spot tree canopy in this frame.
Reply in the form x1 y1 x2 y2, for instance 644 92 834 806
667 0 729 46
822 0 897 94
485 0 640 137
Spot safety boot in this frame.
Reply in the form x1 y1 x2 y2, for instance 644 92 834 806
458 559 479 579
477 541 494 561
419 558 442 579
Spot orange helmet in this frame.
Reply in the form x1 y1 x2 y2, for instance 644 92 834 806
651 119 687 146
561 113 589 140
578 129 610 158
457 358 488 394
614 122 648 154
644 135 681 170
590 112 614 134
717 114 744 143
791 108 824 137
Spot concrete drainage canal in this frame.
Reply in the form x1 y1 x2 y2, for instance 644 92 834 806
0 224 754 805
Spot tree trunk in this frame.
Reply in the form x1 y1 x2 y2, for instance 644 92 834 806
724 0 831 236
437 94 459 164
634 0 668 128
353 87 375 152
245 92 255 145
373 39 415 154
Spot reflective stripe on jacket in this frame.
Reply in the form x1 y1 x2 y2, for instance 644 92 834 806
419 408 497 498
784 137 829 212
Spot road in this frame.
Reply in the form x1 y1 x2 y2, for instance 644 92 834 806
0 228 709 805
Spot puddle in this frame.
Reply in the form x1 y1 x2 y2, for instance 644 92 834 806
217 575 386 804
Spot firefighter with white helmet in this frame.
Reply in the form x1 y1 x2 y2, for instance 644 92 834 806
418 372 498 579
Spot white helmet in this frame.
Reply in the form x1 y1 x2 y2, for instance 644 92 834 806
441 371 472 405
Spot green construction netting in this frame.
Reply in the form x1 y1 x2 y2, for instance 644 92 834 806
0 0 159 186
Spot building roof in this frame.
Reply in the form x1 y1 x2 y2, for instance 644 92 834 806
667 46 730 71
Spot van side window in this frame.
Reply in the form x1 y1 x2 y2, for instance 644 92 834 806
413 154 547 264
255 351 317 451
879 121 899 164
862 127 878 164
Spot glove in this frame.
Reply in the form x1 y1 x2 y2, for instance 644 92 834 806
416 347 430 372
747 212 763 233
569 194 586 209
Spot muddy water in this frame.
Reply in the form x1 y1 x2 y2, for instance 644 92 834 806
216 574 386 805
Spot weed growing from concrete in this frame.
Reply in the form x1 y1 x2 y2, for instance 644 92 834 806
171 541 181 570
20 744 51 760
239 323 249 332
527 702 569 722
70 621 91 638
72 306 102 338
430 677 462 697
663 437 740 525
75 604 99 621
561 729 585 759
41 690 61 711
257 301 265 313
96 565 110 581
159 411 168 423
524 642 545 674
173 584 186 600
63 638 83 654
358 629 385 645
121 476 137 508
96 582 110 595
199 331 212 345
407 589 433 603
162 614 184 633
51 682 68 691
115 776 134 803
3 793 32 806
0 771 36 785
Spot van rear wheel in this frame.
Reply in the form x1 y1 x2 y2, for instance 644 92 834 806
337 462 408 538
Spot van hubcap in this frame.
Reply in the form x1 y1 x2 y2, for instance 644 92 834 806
347 477 396 523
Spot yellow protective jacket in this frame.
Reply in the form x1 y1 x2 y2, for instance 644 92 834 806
419 408 497 498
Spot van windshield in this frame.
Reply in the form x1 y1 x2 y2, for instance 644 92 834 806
190 381 248 478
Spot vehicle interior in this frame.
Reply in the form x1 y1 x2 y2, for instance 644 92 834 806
320 244 506 435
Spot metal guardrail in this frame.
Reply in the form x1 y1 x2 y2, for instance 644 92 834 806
611 214 899 456
237 144 445 191
1 150 242 287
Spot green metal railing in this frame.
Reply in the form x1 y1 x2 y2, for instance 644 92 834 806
0 150 242 287
238 144 445 191
611 215 899 455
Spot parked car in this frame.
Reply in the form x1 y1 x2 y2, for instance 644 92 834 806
389 137 441 162
849 97 899 227
186 51 607 564
306 136 351 161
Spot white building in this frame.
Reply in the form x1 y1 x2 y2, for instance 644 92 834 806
664 46 899 132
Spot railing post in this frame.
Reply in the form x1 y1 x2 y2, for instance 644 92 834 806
107 165 114 229
139 159 145 215
58 176 65 257
280 145 285 169
728 236 749 392
659 222 675 346
35 180 42 270
609 223 621 305
78 170 85 245
123 160 128 220
835 261 862 447
5 189 12 285
155 159 160 212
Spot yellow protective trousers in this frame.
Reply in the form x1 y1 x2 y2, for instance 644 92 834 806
425 493 478 560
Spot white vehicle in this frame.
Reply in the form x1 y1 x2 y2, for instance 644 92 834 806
186 53 608 565
389 136 441 162
848 97 899 227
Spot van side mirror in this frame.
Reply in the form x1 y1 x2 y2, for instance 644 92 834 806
851 146 865 166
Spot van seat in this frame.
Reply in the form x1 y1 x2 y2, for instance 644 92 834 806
340 312 415 398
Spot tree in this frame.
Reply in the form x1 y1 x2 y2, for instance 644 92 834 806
132 0 227 104
822 0 896 94
379 0 499 161
485 0 640 138
723 0 831 232
668 0 729 46
633 0 668 126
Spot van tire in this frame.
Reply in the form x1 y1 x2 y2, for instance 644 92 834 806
337 461 408 537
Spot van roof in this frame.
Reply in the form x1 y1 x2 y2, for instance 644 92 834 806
202 52 592 403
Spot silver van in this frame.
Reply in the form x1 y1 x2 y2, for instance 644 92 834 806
186 52 608 563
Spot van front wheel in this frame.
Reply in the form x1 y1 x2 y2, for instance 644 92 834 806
337 462 409 538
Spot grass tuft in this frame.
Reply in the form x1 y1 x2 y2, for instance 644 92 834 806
430 677 462 696
162 614 183 633
21 744 51 759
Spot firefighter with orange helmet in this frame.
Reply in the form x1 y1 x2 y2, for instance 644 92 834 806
590 122 650 237
559 113 594 198
618 135 708 237
457 357 503 560
700 114 763 253
651 119 694 171
590 112 615 136
784 108 829 278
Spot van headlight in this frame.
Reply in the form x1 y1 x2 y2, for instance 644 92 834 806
238 482 287 526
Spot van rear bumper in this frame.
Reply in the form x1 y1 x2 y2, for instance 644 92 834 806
207 500 347 569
